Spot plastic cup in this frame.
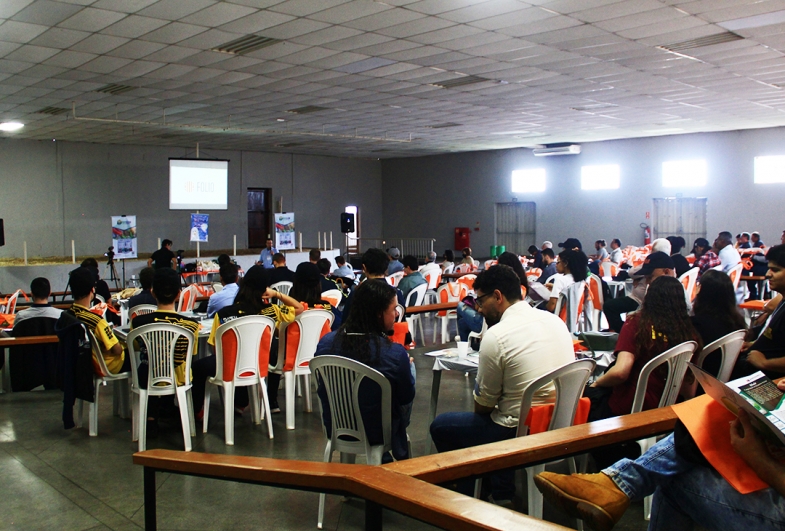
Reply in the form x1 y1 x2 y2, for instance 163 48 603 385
456 341 469 358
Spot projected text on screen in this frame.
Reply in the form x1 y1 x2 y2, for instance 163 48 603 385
169 159 228 210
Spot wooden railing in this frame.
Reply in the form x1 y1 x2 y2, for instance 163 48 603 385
134 407 678 531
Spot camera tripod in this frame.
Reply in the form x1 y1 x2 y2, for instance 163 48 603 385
105 259 121 290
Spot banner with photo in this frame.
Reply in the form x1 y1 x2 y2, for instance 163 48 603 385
111 215 137 259
190 213 209 242
275 212 295 250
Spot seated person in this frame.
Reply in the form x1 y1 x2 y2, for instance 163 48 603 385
457 247 476 272
315 280 415 461
331 255 356 284
13 277 62 326
206 263 239 318
317 258 347 300
666 236 691 277
131 268 200 435
545 249 588 313
398 255 427 302
440 249 455 273
608 238 622 265
430 265 575 505
537 248 557 283
291 262 340 328
81 257 120 325
588 240 609 276
733 244 785 380
419 251 441 281
342 248 404 318
692 237 721 279
66 266 127 374
309 249 321 264
191 266 303 416
535 402 785 531
386 247 403 276
268 252 295 284
128 267 157 309
528 245 543 269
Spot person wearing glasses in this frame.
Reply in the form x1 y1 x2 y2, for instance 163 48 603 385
429 265 575 508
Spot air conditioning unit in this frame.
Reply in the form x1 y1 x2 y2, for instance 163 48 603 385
532 144 581 156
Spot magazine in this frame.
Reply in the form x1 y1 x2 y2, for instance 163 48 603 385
689 363 785 446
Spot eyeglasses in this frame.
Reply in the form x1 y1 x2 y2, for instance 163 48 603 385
475 291 494 308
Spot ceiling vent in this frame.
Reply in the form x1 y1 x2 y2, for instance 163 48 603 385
285 105 329 114
36 106 69 115
532 144 581 157
426 122 461 128
94 83 136 95
658 31 742 52
212 35 282 55
430 76 490 89
571 103 618 112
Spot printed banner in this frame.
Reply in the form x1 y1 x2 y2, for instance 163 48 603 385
275 212 295 250
111 215 137 259
190 213 209 242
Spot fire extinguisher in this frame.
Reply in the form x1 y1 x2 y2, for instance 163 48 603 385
641 223 651 245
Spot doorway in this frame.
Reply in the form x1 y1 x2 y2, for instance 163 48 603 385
652 197 707 245
495 202 536 255
247 188 272 248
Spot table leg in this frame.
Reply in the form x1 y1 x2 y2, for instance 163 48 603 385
1 347 9 393
365 500 383 531
425 368 442 455
144 467 157 531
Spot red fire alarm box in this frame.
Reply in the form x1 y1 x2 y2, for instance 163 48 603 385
454 227 470 250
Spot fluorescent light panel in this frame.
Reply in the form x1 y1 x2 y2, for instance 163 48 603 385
0 122 24 131
512 168 546 193
662 159 707 187
582 164 620 190
754 155 785 184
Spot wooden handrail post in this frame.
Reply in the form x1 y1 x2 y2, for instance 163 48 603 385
144 467 157 531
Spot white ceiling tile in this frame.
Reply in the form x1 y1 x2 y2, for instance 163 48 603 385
144 63 197 79
0 0 35 19
11 1 84 26
322 32 394 52
288 24 363 46
137 0 217 21
29 26 90 48
138 22 208 44
181 3 258 26
101 15 169 38
573 0 664 23
106 39 167 59
0 41 23 58
58 7 127 32
406 0 493 16
269 0 352 17
77 54 133 73
92 0 160 14
496 14 583 37
110 59 165 77
217 10 295 34
355 39 421 56
261 18 332 40
44 49 97 67
594 7 686 32
343 8 426 32
470 7 557 31
69 33 128 53
0 20 49 43
438 0 531 24
140 45 200 62
308 1 393 24
4 44 59 62
376 16 456 39
243 41 309 59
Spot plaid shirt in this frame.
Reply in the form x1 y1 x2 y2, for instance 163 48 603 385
695 251 721 277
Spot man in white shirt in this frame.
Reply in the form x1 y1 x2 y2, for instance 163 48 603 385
206 263 239 318
429 265 575 506
715 230 743 303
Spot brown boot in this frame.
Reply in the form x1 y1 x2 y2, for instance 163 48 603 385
533 472 629 531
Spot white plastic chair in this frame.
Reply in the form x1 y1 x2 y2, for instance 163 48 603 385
585 274 604 331
177 285 198 312
695 330 746 383
432 282 467 344
631 340 698 519
385 271 404 287
442 264 455 277
456 273 476 293
727 262 744 291
128 304 157 320
554 281 588 334
270 309 334 430
404 283 427 345
212 282 223 293
678 267 699 305
1 290 22 314
75 329 132 437
271 281 293 297
474 359 595 527
394 304 405 323
204 315 276 444
126 323 196 452
320 289 343 307
422 269 442 306
310 355 411 529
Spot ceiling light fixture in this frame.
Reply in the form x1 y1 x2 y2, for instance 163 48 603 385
0 122 24 131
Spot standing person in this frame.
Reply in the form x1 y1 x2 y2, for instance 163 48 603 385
191 266 304 417
256 238 277 269
397 255 427 302
130 268 200 436
430 265 575 506
747 232 769 299
314 280 415 461
309 249 321 264
692 237 721 279
206 263 239 318
128 267 157 308
149 240 176 270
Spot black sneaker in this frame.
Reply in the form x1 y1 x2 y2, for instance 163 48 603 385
269 401 281 414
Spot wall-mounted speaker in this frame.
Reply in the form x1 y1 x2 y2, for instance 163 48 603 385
340 212 355 234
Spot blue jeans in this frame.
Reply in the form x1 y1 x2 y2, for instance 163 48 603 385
456 302 484 341
604 434 785 531
429 412 517 500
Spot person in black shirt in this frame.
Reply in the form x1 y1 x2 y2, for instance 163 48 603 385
269 253 296 284
666 236 691 278
148 239 176 270
128 267 157 309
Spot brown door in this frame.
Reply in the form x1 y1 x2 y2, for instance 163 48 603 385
248 188 272 248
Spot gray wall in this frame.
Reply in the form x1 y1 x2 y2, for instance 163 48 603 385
0 139 382 260
382 127 785 256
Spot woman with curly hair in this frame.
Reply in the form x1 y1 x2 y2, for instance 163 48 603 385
545 249 589 312
586 275 701 422
314 279 415 461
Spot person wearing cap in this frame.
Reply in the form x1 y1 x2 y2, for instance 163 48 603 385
558 238 582 251
602 252 676 333
386 247 403 276
692 237 721 279
191 265 304 416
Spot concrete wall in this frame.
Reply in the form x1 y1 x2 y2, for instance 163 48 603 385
381 127 785 256
0 139 382 261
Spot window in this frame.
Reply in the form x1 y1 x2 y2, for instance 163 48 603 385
511 168 546 193
754 155 785 183
581 164 620 190
662 159 707 187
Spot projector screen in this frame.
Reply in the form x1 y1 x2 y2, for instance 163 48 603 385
169 159 228 210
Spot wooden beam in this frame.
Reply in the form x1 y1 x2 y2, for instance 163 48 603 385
406 302 457 314
0 335 59 346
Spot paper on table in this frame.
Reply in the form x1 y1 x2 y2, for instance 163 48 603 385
425 348 457 357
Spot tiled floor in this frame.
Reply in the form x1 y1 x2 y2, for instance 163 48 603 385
0 319 650 531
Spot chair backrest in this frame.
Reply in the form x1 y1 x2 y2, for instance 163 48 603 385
527 267 542 278
271 281 293 297
394 304 405 323
214 315 275 382
457 273 476 291
212 282 224 293
455 263 476 274
279 309 335 372
4 290 22 314
600 261 619 278
93 293 106 304
404 283 427 308
178 285 198 312
695 330 746 383
442 264 455 276
727 262 744 290
630 341 697 414
129 304 157 321
321 289 343 307
86 328 116 378
424 270 441 290
586 274 603 311
517 359 596 437
678 267 699 304
484 260 497 270
554 281 587 333
126 323 195 392
310 355 391 458
386 271 404 287
436 283 466 317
